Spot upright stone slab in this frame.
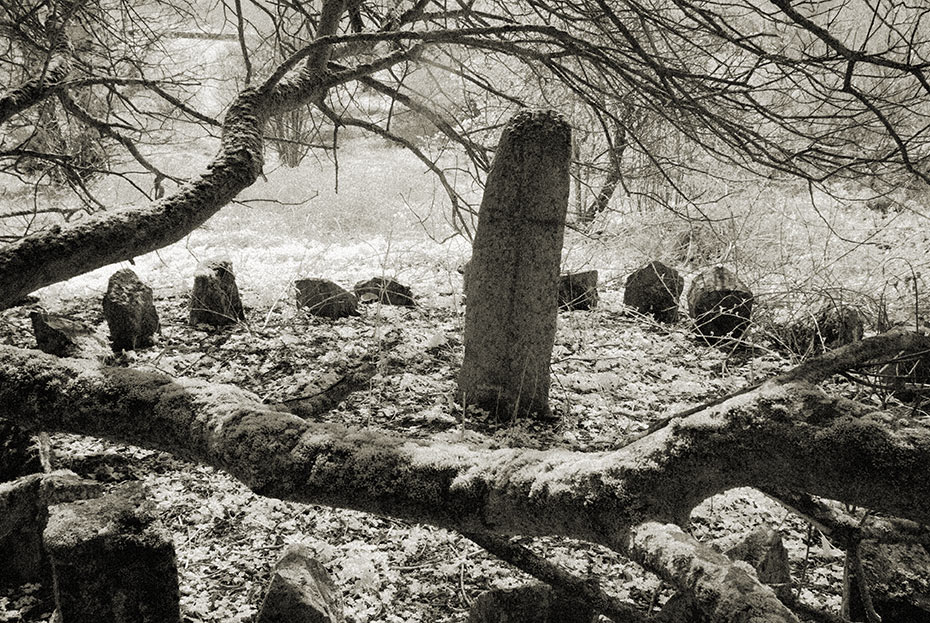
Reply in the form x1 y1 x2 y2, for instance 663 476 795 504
457 109 571 419
103 269 160 351
295 278 359 318
43 481 180 623
0 471 102 588
623 261 683 323
189 258 245 326
559 270 599 311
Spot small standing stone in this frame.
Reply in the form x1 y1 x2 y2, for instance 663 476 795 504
815 303 864 349
43 481 180 623
722 527 791 601
354 277 415 306
102 269 160 351
295 279 359 318
256 543 345 623
687 266 753 342
189 258 245 326
623 261 683 323
559 271 599 311
30 309 96 357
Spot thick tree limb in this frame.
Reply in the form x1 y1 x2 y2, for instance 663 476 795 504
0 88 268 308
0 12 74 125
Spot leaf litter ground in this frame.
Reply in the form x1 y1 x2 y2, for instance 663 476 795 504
2 266 877 622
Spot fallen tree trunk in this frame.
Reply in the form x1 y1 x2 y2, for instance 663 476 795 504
1 332 929 620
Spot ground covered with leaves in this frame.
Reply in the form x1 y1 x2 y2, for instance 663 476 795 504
2 139 926 621
0 273 878 623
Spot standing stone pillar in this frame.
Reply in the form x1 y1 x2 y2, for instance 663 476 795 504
457 109 571 419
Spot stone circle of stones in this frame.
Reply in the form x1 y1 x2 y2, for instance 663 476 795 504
189 258 245 326
623 261 682 323
103 268 160 350
687 265 753 342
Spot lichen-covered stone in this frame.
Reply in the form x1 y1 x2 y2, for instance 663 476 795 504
103 268 159 351
296 279 359 318
458 109 571 419
623 261 682 323
43 481 180 623
353 277 415 306
687 266 753 342
0 470 101 588
29 309 96 357
189 258 245 326
257 543 345 623
559 271 599 311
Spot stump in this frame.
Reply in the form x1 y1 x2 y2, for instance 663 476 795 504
189 258 245 326
43 481 180 623
559 271 599 311
687 266 753 341
295 279 359 319
102 269 160 351
353 277 415 306
457 109 571 419
623 261 683 323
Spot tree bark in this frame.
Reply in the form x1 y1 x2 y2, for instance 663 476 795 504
2 332 929 621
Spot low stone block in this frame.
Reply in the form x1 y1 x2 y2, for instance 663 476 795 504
468 583 597 623
29 309 97 357
559 271 599 311
43 481 180 623
623 261 683 323
103 269 159 351
0 471 101 588
354 277 415 306
687 266 753 342
189 258 245 326
295 279 359 319
257 543 344 623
